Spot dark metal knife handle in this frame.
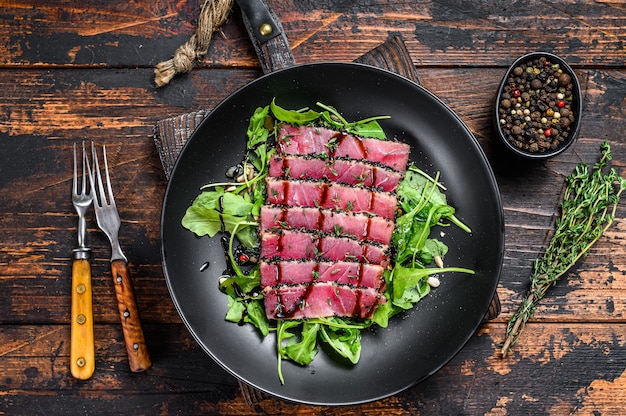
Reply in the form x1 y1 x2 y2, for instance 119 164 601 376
111 259 152 372
235 0 295 73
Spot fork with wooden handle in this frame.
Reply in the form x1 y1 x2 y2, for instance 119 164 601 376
70 142 95 380
88 143 152 372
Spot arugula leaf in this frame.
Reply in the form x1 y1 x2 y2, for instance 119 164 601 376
234 225 258 249
393 166 472 268
319 323 361 364
346 118 387 139
275 321 320 383
391 264 474 310
370 301 391 328
224 296 245 323
282 322 320 365
420 239 449 265
219 268 261 297
181 205 249 238
183 188 252 224
316 102 389 139
244 300 270 336
398 166 471 233
225 297 270 337
221 267 269 336
246 106 270 148
181 188 258 248
390 264 434 309
181 205 222 237
269 99 389 140
222 192 254 215
270 99 321 125
246 105 274 173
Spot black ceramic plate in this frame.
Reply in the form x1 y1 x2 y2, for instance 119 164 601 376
161 62 504 405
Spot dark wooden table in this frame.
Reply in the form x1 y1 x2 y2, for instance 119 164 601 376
1 1 625 414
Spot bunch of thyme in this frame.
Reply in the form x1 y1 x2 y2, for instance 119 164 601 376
501 141 626 357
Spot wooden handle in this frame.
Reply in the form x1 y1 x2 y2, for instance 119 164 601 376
111 259 152 372
70 258 95 380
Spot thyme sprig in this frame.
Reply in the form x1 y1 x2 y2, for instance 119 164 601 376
501 141 626 357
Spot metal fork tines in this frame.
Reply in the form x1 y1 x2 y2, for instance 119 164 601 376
88 143 152 372
70 142 95 380
72 142 93 258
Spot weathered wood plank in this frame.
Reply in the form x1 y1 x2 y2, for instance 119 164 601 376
409 323 626 415
0 1 624 68
0 324 235 388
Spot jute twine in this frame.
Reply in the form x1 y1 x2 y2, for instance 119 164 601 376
154 0 234 87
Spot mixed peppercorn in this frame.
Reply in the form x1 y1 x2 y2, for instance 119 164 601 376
498 56 577 154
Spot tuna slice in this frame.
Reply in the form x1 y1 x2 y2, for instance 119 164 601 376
260 205 395 244
260 230 389 267
268 154 402 192
277 124 411 171
261 123 410 320
263 283 382 320
259 260 385 289
265 178 398 220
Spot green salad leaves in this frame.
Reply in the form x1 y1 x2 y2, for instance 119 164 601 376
181 100 474 383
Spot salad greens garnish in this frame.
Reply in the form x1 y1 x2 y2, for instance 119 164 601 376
181 100 474 383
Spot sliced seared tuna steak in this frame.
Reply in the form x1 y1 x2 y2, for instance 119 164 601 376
261 124 411 320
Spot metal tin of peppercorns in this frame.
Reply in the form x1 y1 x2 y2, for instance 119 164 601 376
495 52 582 159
